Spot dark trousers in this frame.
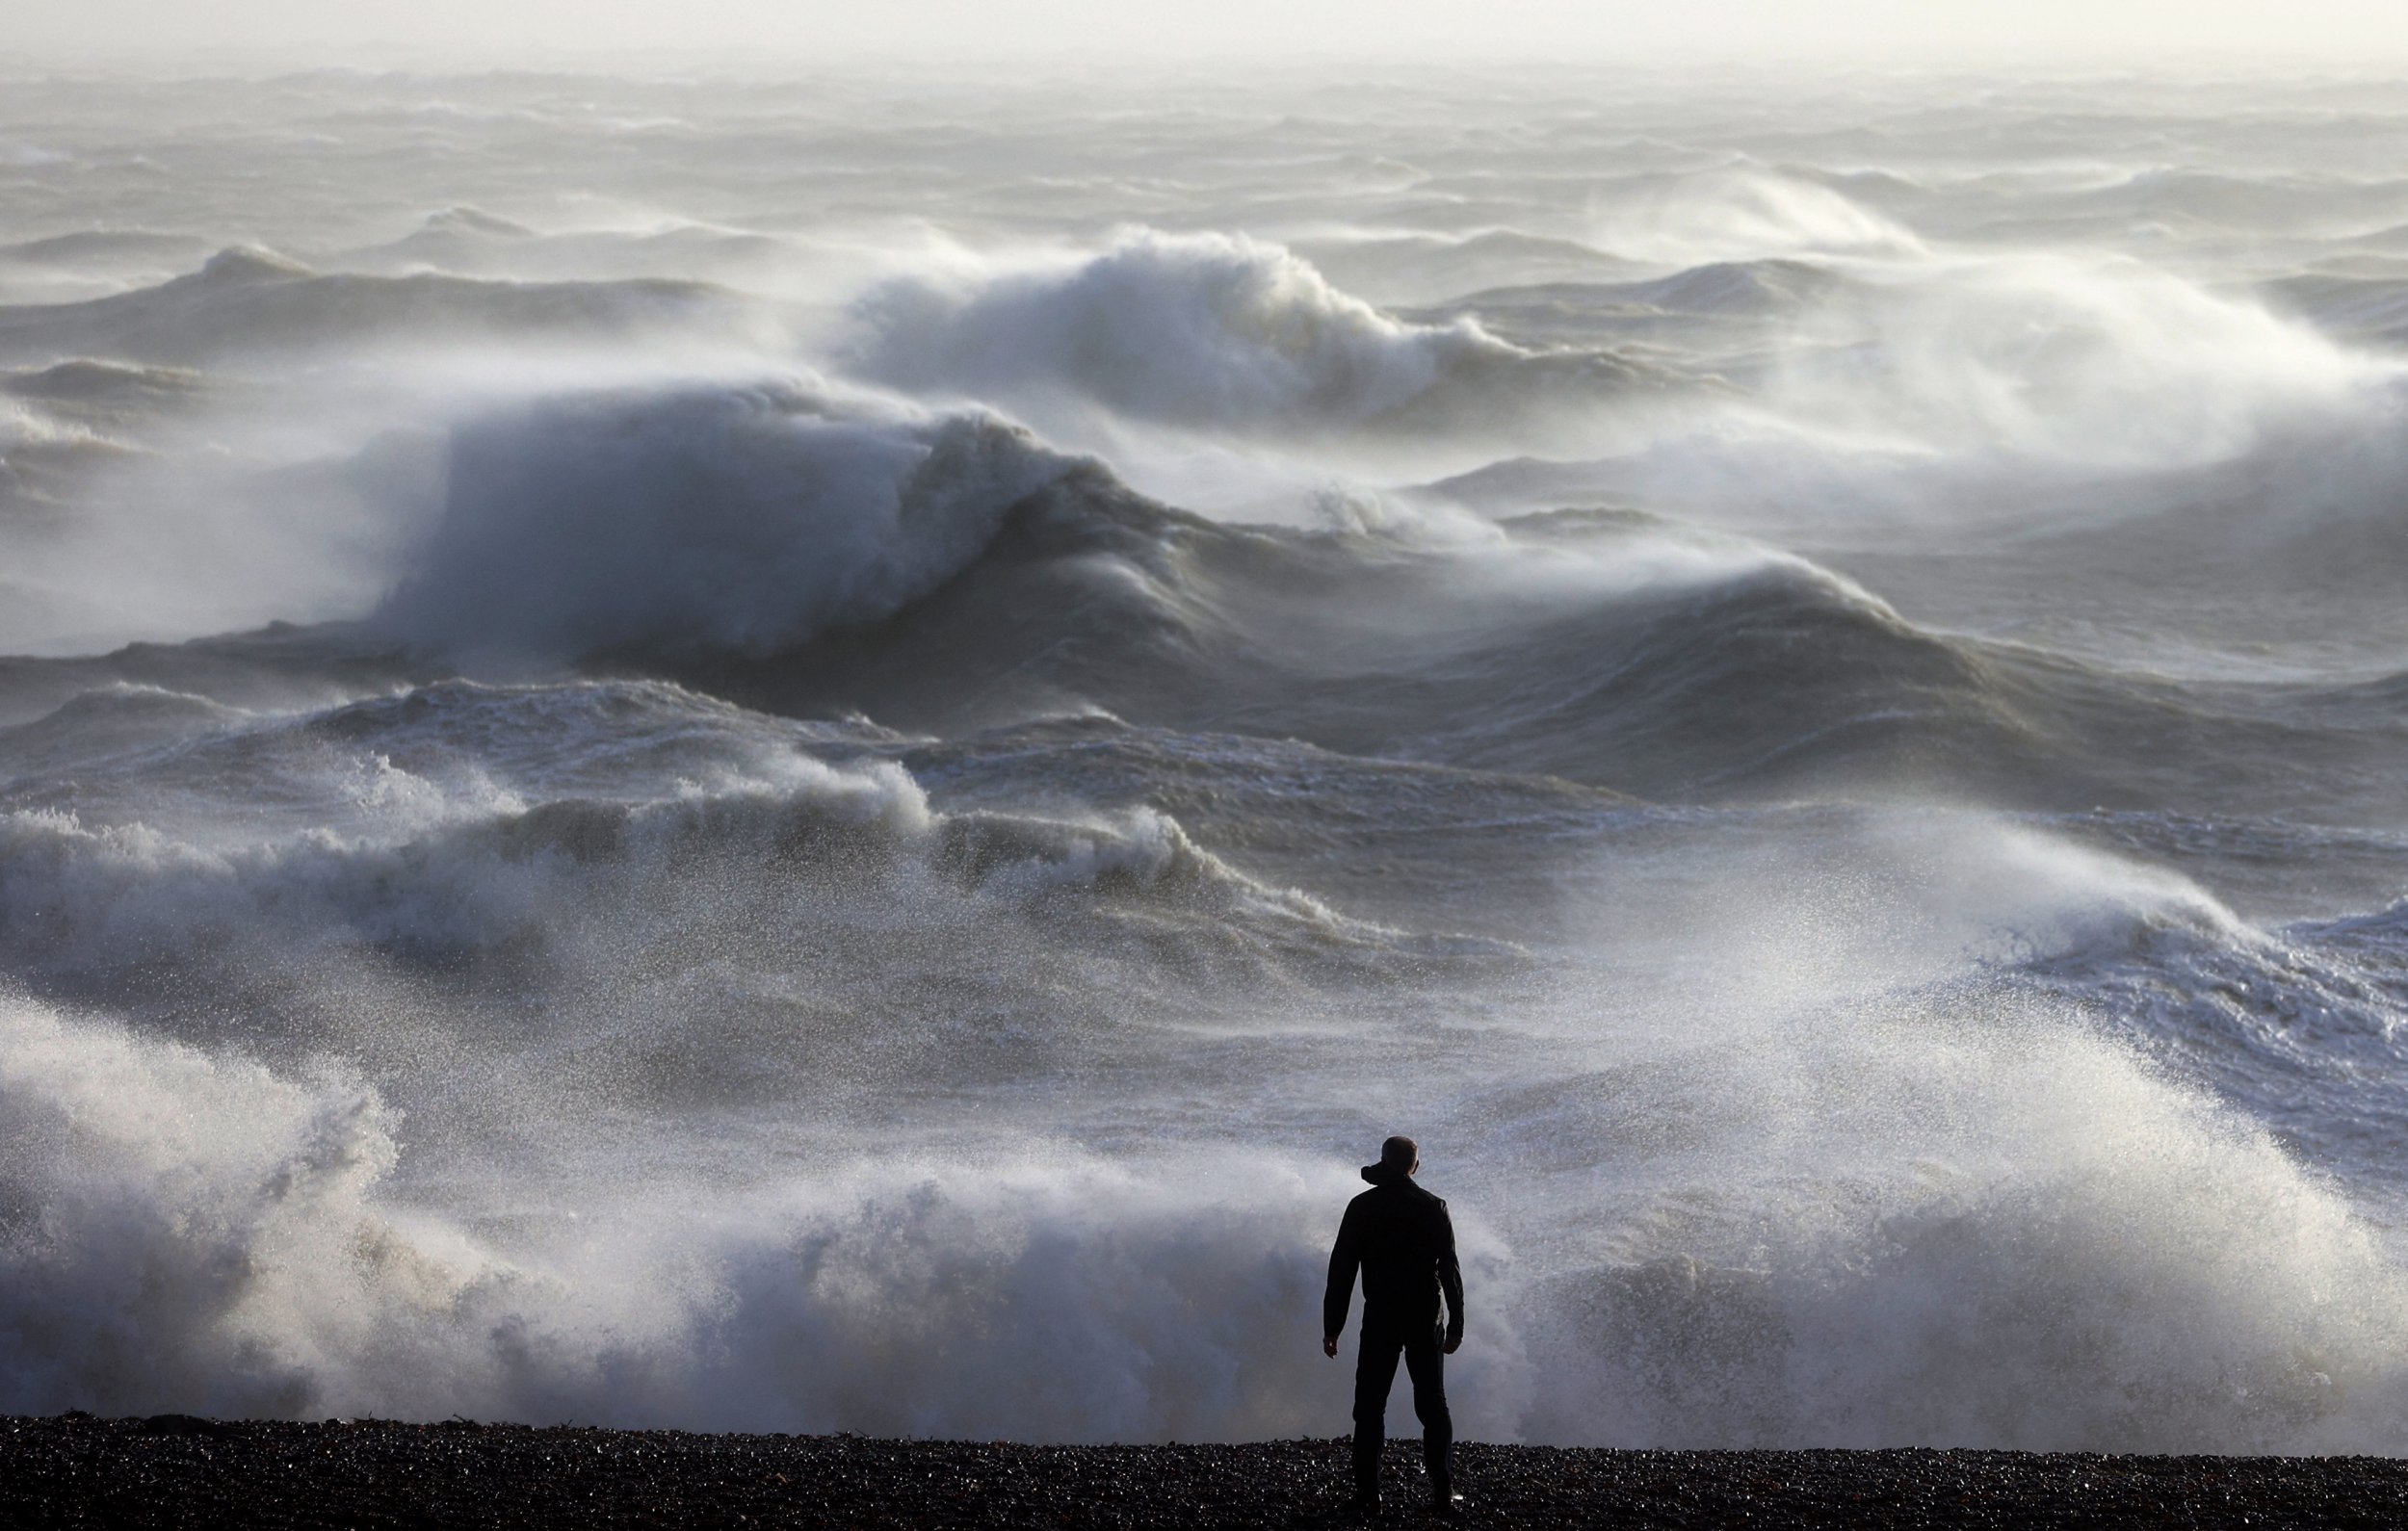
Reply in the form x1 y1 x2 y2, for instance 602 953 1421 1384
1351 1312 1451 1499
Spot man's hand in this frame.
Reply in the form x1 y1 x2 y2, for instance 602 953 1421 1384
1323 1336 1339 1359
1443 1332 1462 1356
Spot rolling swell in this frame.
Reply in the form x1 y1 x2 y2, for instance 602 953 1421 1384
0 248 761 366
9 364 2393 820
581 454 2364 815
283 371 2403 817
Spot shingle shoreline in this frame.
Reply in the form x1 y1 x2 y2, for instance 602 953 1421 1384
6 1412 2405 1528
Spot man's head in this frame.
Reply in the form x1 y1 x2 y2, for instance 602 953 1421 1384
1361 1134 1422 1185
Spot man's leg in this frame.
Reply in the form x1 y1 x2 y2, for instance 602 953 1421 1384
1402 1322 1453 1500
1351 1320 1405 1503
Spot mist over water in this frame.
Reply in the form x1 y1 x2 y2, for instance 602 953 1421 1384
4 62 2408 1453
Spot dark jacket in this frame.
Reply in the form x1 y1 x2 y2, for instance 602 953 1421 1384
1323 1167 1465 1342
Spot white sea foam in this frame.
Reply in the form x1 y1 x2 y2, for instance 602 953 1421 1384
0 999 1452 1434
6 977 2406 1451
1767 253 2396 466
1518 1014 2408 1452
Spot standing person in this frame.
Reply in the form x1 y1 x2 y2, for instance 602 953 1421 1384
1323 1135 1465 1518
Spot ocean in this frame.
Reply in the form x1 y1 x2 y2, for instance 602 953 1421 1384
2 60 2406 1452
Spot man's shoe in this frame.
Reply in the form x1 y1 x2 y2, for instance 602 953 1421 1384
1428 1489 1465 1519
1342 1492 1382 1518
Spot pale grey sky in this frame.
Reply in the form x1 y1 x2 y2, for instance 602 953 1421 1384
14 0 2408 65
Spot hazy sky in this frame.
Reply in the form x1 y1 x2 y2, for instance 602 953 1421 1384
15 0 2408 65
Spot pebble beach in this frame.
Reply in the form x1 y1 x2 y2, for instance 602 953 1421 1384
7 1414 2405 1529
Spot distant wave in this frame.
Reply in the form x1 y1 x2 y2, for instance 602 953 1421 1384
1587 165 1926 264
1560 258 1852 317
2 357 211 408
0 247 762 366
848 229 1657 436
1290 227 1641 307
338 206 821 289
0 229 209 268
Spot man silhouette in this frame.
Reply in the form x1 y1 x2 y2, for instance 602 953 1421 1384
1322 1134 1464 1517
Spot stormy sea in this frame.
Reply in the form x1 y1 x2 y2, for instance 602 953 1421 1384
2 61 2406 1457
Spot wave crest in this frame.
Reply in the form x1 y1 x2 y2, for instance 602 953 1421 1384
851 230 1538 430
379 381 1078 664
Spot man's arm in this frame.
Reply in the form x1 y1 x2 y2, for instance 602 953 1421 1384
1436 1202 1465 1353
1323 1201 1362 1354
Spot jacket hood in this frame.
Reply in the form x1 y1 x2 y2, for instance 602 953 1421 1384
1361 1160 1409 1185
